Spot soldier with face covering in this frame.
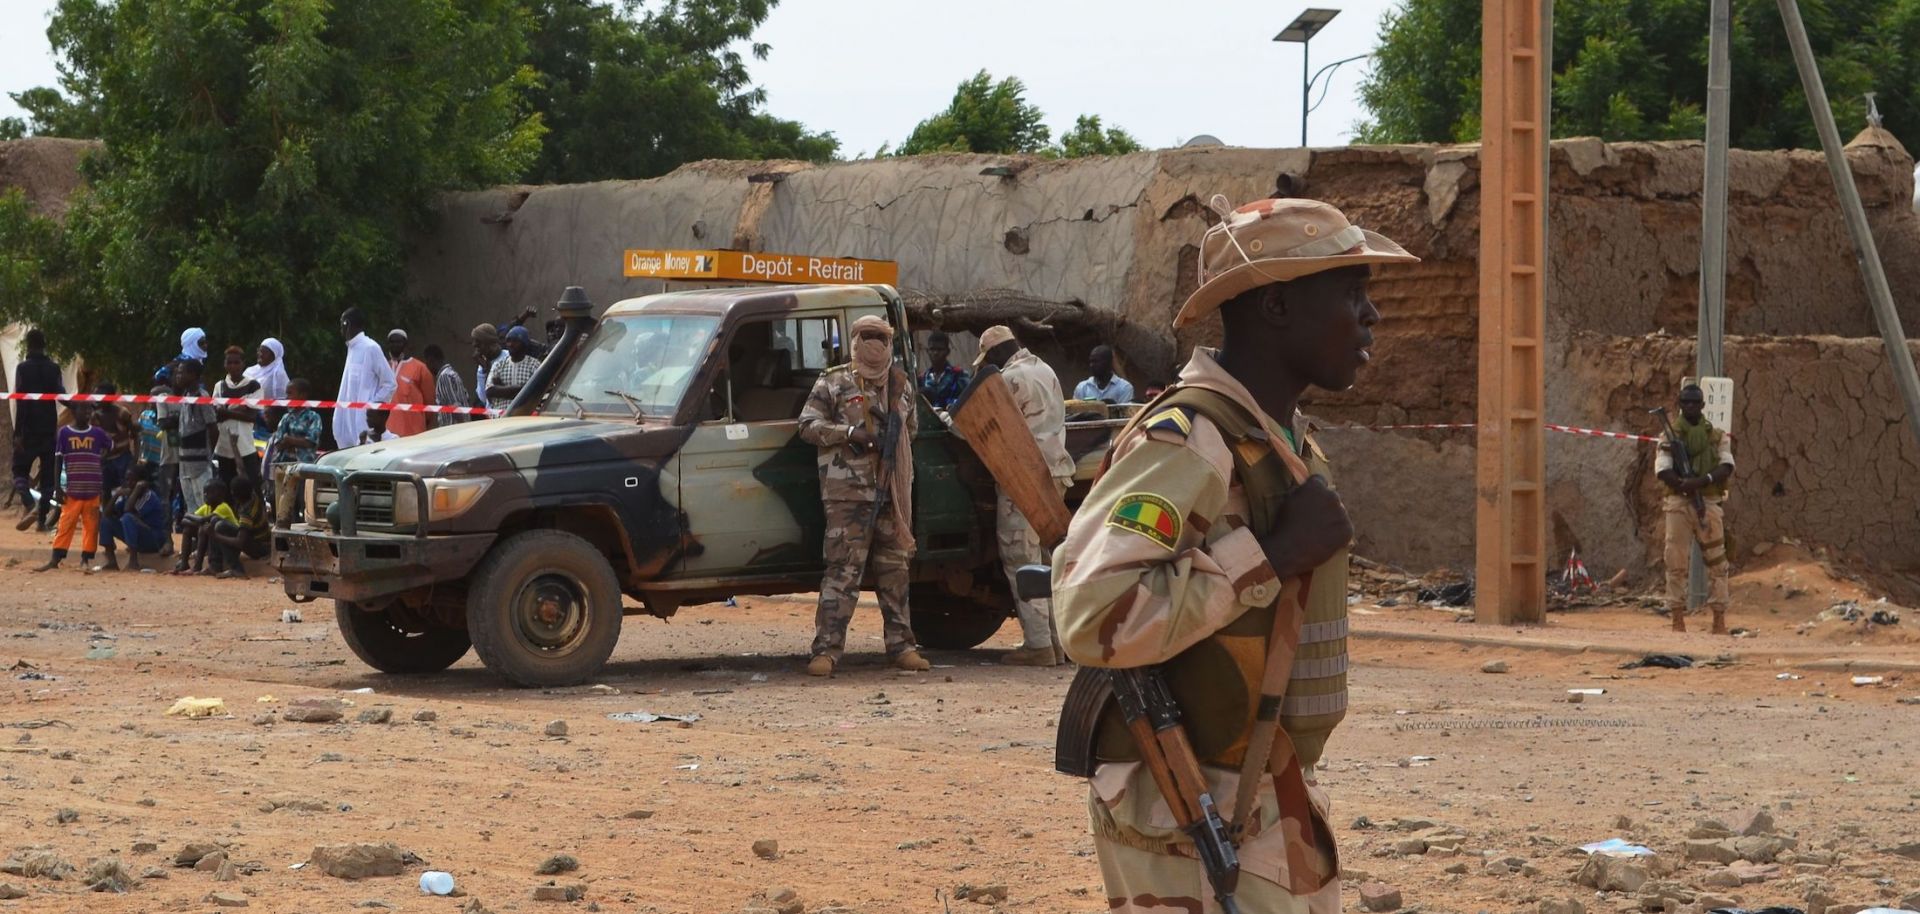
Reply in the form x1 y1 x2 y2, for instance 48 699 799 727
795 314 931 677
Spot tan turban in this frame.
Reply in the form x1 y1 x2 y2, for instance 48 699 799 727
847 314 913 549
850 314 894 382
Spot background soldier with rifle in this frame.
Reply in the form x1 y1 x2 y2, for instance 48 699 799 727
1653 384 1736 633
796 314 930 676
1046 197 1417 913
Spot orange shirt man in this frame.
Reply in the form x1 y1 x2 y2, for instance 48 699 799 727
385 330 435 437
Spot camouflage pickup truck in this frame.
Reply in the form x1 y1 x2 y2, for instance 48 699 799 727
273 283 1119 686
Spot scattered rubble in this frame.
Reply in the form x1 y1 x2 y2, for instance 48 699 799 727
310 843 416 879
283 698 348 723
1359 882 1404 912
531 882 583 902
1 848 75 880
535 854 578 875
260 796 331 814
85 857 132 893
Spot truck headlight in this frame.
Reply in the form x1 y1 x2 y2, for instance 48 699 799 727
425 477 492 521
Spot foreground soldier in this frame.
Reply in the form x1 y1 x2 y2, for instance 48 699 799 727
1053 197 1415 913
974 324 1076 666
1655 383 1735 633
796 314 931 676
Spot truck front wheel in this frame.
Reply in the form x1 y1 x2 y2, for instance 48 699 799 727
335 602 472 674
466 530 624 687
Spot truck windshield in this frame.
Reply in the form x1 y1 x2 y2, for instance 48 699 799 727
544 314 721 418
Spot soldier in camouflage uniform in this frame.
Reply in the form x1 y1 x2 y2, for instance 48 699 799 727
1053 198 1416 913
796 314 931 676
973 324 1077 666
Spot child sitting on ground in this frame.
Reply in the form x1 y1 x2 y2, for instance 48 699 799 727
173 478 235 575
97 463 168 573
207 475 270 579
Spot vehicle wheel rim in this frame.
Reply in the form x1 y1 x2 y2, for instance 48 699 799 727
512 572 591 656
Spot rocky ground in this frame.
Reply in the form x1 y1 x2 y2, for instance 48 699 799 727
0 523 1917 914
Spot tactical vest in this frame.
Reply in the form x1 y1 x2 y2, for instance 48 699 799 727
1056 386 1351 775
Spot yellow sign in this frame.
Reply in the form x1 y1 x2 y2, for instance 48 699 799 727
622 249 899 286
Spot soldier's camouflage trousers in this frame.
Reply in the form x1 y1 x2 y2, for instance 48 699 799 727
1088 761 1341 914
997 481 1069 649
811 498 916 660
1663 495 1730 612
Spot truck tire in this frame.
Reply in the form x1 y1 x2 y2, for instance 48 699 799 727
465 530 624 687
334 601 472 675
908 585 1009 650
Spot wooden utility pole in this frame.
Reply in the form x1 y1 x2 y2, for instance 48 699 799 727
1776 0 1920 453
1475 0 1552 624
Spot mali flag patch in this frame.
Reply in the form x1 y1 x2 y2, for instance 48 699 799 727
1106 493 1181 551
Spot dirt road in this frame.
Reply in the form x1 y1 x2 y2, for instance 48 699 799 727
1 525 1916 914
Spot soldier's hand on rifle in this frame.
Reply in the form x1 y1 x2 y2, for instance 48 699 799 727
1256 475 1353 579
847 426 875 450
1677 476 1707 494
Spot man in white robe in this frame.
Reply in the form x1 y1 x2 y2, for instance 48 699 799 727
333 307 397 449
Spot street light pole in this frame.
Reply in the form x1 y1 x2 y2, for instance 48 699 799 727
1302 39 1311 147
1275 8 1342 147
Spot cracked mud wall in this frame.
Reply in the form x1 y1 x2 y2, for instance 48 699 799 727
407 133 1920 590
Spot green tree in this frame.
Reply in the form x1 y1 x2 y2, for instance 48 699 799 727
1356 0 1901 149
18 0 544 388
523 0 837 183
1056 114 1143 157
898 70 1052 155
7 86 102 139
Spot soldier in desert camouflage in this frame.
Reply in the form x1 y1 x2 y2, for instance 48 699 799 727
796 314 931 677
973 324 1076 666
1053 197 1417 913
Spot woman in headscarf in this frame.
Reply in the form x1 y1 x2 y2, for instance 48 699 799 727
245 338 289 400
244 337 290 446
154 327 210 385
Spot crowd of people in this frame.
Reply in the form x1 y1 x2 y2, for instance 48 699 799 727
7 305 556 578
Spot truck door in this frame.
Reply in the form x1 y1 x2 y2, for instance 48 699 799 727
667 312 845 577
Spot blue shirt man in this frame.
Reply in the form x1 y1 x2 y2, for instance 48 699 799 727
917 332 970 409
1072 344 1135 405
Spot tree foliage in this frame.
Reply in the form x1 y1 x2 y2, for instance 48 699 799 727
1356 0 1911 150
9 0 545 388
1058 114 1143 158
894 70 1145 158
898 71 1053 155
522 0 837 183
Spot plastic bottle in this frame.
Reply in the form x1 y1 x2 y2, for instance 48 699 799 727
419 871 455 895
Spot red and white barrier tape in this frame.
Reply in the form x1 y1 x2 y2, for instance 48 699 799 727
6 391 1673 442
1 391 494 416
1326 421 1664 444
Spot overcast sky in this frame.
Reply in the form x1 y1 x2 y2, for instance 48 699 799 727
1 0 1399 154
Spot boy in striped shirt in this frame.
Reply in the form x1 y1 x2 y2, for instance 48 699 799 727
33 402 115 573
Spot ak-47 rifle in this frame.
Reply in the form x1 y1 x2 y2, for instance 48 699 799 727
1015 568 1244 914
855 365 904 525
1650 406 1706 529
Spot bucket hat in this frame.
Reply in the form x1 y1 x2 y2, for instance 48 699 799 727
1174 196 1418 328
